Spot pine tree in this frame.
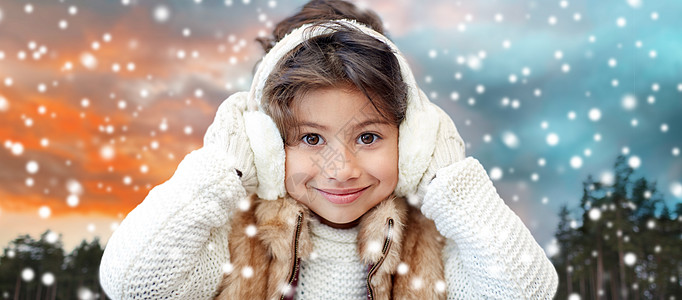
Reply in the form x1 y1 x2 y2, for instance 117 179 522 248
551 155 682 299
0 232 109 300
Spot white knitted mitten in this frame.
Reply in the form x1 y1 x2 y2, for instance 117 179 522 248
414 103 466 200
204 92 257 193
422 157 559 298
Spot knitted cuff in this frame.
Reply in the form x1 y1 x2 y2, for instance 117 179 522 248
415 104 466 201
422 156 511 243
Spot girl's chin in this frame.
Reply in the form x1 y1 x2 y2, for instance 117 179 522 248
312 211 362 229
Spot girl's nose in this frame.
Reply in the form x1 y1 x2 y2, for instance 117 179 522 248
324 144 361 182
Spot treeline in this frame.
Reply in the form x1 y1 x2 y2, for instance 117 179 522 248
0 232 109 300
552 156 682 299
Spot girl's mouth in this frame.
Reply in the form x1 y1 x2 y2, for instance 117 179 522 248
315 186 369 205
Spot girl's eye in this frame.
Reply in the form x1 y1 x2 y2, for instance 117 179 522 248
358 133 379 145
302 134 323 145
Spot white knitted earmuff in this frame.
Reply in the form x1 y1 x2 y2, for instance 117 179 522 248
243 20 441 200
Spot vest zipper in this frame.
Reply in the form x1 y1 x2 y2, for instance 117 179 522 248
281 213 303 300
366 218 394 300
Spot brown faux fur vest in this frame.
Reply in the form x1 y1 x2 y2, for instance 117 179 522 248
215 194 446 300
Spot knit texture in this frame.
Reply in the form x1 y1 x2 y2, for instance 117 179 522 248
99 146 246 299
422 157 559 299
295 220 367 299
100 153 558 299
415 102 466 202
203 92 257 194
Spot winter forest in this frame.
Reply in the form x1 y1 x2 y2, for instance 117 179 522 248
552 156 681 299
0 0 680 299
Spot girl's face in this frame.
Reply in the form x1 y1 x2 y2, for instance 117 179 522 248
284 86 399 227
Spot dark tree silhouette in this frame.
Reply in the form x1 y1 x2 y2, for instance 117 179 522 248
0 232 109 300
552 155 682 300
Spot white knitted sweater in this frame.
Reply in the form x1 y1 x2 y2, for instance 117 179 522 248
99 147 558 299
296 220 366 299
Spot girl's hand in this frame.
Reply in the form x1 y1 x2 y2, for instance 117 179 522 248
204 92 258 193
420 157 480 227
415 103 466 200
421 156 560 298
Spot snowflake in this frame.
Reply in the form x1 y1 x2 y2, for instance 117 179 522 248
78 287 94 300
628 156 641 169
45 231 59 243
588 108 601 121
22 268 35 281
80 52 97 69
241 266 254 278
38 206 51 219
366 240 381 254
42 272 56 286
0 95 8 112
546 133 559 146
570 156 583 169
489 167 503 181
501 131 519 148
623 252 637 266
26 161 39 174
397 262 409 275
671 182 682 198
245 225 257 237
153 5 171 23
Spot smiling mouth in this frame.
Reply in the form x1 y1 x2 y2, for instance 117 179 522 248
315 186 369 205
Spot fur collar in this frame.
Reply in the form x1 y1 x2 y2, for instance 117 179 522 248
216 194 445 299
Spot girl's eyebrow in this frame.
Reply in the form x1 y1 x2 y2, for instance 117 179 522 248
297 119 391 132
297 121 328 131
351 119 392 131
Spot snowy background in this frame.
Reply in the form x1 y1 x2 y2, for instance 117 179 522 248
0 0 680 254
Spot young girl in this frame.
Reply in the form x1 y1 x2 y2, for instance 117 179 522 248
99 1 558 299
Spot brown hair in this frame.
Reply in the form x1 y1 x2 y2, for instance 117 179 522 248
258 0 408 145
256 0 386 53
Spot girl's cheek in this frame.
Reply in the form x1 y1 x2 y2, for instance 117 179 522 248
284 149 317 199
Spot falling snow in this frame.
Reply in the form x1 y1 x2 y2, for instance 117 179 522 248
45 231 59 243
546 133 559 146
621 94 636 110
41 272 56 286
588 208 601 221
588 108 601 121
26 161 39 174
21 268 35 281
628 156 641 169
67 194 80 207
0 96 8 111
77 287 94 300
241 266 254 278
489 167 503 181
624 252 637 266
570 156 583 169
0 2 678 291
502 131 519 149
153 5 171 23
38 206 51 219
